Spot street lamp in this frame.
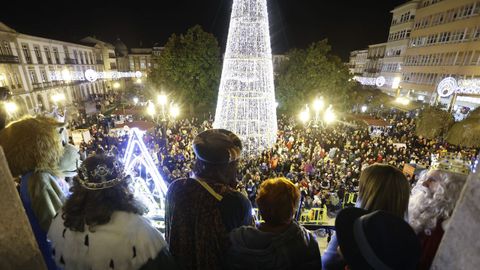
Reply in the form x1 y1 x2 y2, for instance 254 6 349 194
133 97 139 105
4 101 18 115
324 105 336 124
169 103 180 119
299 106 310 124
361 105 368 113
312 97 324 127
51 93 66 104
147 94 180 154
147 101 156 118
395 96 410 105
113 82 120 89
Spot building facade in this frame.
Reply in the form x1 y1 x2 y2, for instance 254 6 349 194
380 0 420 93
0 22 120 115
348 49 368 75
402 0 480 108
363 43 387 78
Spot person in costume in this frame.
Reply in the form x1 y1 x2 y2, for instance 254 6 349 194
0 115 75 269
165 129 253 270
48 154 177 270
408 153 470 270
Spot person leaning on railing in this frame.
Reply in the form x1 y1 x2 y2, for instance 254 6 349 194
322 164 411 270
226 177 321 270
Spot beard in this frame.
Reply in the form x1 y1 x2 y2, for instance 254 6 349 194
408 185 440 234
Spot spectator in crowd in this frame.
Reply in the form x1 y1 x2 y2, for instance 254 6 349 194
165 129 253 270
408 155 469 270
322 164 411 270
335 208 421 270
48 155 176 270
226 177 321 270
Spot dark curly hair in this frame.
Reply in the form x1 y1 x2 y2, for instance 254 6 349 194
62 155 145 232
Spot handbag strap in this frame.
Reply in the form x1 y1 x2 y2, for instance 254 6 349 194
192 178 223 201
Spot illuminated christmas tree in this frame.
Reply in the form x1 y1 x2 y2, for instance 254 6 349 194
214 0 278 155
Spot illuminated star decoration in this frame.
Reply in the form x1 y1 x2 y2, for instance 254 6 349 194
214 0 278 155
123 128 167 221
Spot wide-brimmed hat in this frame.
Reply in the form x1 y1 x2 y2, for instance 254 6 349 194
335 208 421 270
192 129 242 164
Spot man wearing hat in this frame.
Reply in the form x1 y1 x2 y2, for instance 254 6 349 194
165 129 253 270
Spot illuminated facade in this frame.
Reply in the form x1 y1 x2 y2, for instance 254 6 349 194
0 22 122 115
379 0 420 93
402 0 480 107
348 49 368 75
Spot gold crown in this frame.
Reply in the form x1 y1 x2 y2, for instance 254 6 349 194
430 153 471 175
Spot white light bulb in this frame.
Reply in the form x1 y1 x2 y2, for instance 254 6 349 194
213 0 278 155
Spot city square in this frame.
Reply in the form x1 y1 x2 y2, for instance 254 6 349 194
0 0 479 269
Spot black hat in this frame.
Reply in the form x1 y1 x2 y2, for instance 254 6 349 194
192 129 242 164
335 208 421 270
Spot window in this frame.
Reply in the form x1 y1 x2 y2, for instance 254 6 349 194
73 50 78 63
40 69 48 82
81 51 86 64
53 47 60 64
22 44 32 64
34 45 43 64
44 47 52 64
13 73 21 87
29 69 38 84
3 41 12 55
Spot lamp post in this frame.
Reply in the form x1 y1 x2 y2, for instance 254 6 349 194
147 93 180 155
299 99 337 160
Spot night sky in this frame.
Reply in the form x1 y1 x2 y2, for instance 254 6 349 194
2 0 405 61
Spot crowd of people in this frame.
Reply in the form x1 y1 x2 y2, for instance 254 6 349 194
0 91 477 269
73 106 477 218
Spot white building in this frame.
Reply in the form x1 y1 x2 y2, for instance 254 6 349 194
348 50 368 75
0 22 121 115
379 0 420 94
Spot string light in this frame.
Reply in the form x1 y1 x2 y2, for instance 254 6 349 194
123 128 168 220
214 0 278 155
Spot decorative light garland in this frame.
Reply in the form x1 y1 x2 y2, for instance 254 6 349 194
213 0 278 155
437 77 480 98
49 69 142 82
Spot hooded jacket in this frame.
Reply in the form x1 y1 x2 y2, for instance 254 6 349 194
226 222 321 270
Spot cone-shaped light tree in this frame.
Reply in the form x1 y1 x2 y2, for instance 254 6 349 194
213 0 278 155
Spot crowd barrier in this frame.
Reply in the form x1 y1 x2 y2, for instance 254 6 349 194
342 192 358 208
253 205 329 225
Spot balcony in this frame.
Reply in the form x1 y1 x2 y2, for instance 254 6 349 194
64 58 77 65
0 55 20 64
364 68 381 74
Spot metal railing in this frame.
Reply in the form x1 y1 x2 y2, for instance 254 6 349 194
0 55 20 63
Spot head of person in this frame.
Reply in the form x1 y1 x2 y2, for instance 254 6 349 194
408 157 469 234
357 164 410 218
62 154 144 232
336 208 421 270
192 129 242 187
256 177 300 226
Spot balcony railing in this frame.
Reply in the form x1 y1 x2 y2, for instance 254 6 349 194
0 55 20 64
64 58 77 65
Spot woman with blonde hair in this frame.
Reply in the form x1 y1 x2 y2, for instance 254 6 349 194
226 177 321 270
322 164 411 270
